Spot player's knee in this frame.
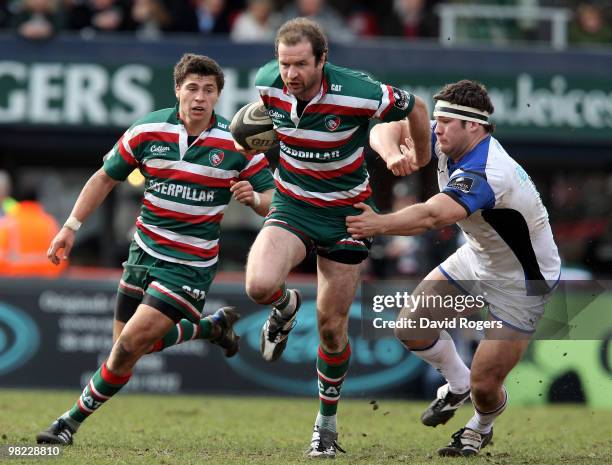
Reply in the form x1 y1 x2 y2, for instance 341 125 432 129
394 325 436 351
245 278 276 303
393 325 419 345
471 375 503 406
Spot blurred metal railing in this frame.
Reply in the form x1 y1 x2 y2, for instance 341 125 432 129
436 4 572 50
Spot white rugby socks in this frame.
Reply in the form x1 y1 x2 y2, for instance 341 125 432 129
407 330 470 394
315 412 337 433
466 386 508 434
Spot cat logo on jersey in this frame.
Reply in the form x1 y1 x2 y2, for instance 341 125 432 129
325 115 341 132
209 149 224 166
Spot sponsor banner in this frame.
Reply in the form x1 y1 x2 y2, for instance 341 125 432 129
0 277 610 406
1 37 612 143
0 278 425 398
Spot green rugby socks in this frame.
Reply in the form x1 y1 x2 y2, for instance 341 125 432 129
62 362 131 430
317 343 351 419
148 318 214 353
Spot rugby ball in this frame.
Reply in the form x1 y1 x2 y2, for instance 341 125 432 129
230 101 278 151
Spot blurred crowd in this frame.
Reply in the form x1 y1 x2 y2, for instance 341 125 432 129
0 0 610 45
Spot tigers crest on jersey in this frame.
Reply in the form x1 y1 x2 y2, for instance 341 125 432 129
209 149 224 166
325 115 341 132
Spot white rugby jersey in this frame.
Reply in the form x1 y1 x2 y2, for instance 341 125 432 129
431 122 561 293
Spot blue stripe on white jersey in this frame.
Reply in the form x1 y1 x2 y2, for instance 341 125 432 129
431 120 561 288
441 137 496 215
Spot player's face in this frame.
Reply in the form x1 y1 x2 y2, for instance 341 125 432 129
278 40 325 101
434 116 473 158
175 74 220 126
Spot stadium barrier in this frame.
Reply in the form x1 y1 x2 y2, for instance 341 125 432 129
0 276 610 407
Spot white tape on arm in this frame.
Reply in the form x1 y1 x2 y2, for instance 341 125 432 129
63 216 82 232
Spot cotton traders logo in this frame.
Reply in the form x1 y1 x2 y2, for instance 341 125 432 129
227 302 423 395
448 176 474 193
150 145 170 153
209 149 224 166
324 115 341 132
268 109 284 120
0 303 40 375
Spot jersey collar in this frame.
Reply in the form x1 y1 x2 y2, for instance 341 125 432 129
447 135 491 172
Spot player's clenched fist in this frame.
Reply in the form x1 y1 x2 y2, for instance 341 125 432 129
230 180 261 207
386 137 420 176
47 228 75 265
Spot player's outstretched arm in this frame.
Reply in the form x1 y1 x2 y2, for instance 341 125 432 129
370 121 410 176
370 99 431 177
346 194 467 239
47 168 120 265
405 96 431 168
230 180 274 216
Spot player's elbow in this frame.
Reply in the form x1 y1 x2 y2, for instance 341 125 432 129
370 121 401 150
95 168 120 189
425 207 454 230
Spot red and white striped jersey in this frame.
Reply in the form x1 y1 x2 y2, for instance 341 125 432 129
103 105 274 267
256 60 415 215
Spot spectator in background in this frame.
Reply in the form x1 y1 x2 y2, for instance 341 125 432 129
161 0 198 32
569 3 612 45
64 0 130 36
231 0 278 42
346 3 380 37
0 0 10 28
0 180 66 277
10 0 63 40
194 0 232 35
280 0 353 42
379 0 439 39
131 0 171 39
0 171 18 217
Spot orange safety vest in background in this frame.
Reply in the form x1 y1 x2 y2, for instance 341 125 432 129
0 201 67 277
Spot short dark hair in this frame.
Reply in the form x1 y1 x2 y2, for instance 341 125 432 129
173 53 224 92
275 17 328 65
434 80 495 133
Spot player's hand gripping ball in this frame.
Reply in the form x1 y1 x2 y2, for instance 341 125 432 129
230 101 278 152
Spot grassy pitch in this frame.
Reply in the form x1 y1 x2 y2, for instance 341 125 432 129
1 389 610 465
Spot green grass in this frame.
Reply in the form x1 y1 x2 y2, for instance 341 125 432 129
0 390 611 465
